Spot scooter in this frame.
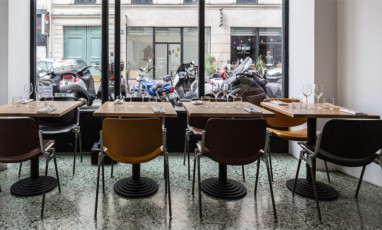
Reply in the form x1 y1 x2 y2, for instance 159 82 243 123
134 62 157 97
173 62 198 99
223 57 283 103
59 66 96 106
96 61 127 100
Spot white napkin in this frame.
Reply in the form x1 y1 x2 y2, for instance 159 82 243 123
243 106 262 114
191 100 203 105
270 100 288 106
37 107 57 114
340 108 367 115
152 106 165 114
21 99 33 104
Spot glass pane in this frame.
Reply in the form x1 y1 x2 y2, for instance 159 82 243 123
126 28 154 79
155 28 181 43
36 0 101 102
155 44 167 77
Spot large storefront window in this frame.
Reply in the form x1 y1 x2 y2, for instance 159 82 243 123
127 27 211 80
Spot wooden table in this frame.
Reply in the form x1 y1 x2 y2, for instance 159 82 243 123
93 101 177 198
183 101 275 199
0 100 82 197
261 102 380 200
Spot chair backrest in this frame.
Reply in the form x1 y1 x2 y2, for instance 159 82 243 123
188 97 226 129
39 96 79 125
317 119 382 167
0 118 41 160
204 118 266 165
102 118 163 163
263 98 306 128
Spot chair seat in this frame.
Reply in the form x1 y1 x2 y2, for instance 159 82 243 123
0 140 54 163
267 127 312 141
39 124 76 135
105 146 163 164
189 126 204 136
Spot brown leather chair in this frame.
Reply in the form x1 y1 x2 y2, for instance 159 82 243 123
194 118 277 220
94 118 171 220
0 118 60 218
262 98 326 181
183 98 248 181
294 119 382 222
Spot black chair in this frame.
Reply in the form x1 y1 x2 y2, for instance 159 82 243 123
294 119 382 222
0 118 60 217
20 97 82 175
194 118 277 220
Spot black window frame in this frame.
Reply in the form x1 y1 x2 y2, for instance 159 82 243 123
30 0 289 99
236 0 258 4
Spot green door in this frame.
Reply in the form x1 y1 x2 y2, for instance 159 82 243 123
64 26 101 66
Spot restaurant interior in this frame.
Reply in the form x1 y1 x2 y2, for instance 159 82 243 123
1 0 382 229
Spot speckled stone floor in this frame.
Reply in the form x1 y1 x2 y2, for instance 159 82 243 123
1 152 382 229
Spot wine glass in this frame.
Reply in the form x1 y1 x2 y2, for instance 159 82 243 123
212 83 221 108
314 84 324 109
126 83 134 107
302 84 312 108
222 83 232 107
314 83 324 109
140 87 147 107
24 83 33 106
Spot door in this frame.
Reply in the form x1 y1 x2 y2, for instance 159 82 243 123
155 43 181 79
64 26 101 66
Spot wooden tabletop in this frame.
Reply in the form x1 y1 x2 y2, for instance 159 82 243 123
93 101 178 118
261 102 380 119
182 101 275 118
0 101 82 117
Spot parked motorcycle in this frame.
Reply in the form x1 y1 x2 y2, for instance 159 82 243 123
134 61 157 97
223 57 283 104
96 61 127 100
59 66 96 106
150 75 178 102
173 61 198 99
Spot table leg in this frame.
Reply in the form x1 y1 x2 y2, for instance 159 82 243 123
11 158 57 197
114 163 159 198
201 163 247 199
286 118 338 200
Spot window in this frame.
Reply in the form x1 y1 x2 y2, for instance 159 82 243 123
237 0 258 4
131 0 153 4
74 0 96 4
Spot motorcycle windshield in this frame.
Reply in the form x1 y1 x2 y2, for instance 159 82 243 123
224 57 253 85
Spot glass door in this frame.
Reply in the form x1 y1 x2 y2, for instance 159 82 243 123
155 43 181 79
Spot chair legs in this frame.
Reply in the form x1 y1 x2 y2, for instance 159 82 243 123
18 162 22 177
355 166 366 198
94 153 105 219
183 130 191 180
41 149 60 218
324 160 331 184
165 153 172 219
309 161 322 222
72 127 82 175
263 155 278 221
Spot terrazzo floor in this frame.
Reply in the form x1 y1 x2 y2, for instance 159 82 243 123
1 152 382 229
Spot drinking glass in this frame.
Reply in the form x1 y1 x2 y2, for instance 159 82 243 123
212 83 221 108
232 96 242 108
12 96 22 108
222 83 232 107
292 97 302 109
140 87 147 107
127 83 134 107
24 83 33 106
302 84 312 108
35 82 44 106
323 97 334 109
314 83 324 109
201 96 210 108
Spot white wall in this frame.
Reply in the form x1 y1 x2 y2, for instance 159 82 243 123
0 0 8 106
8 0 30 101
290 0 382 187
337 0 382 186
